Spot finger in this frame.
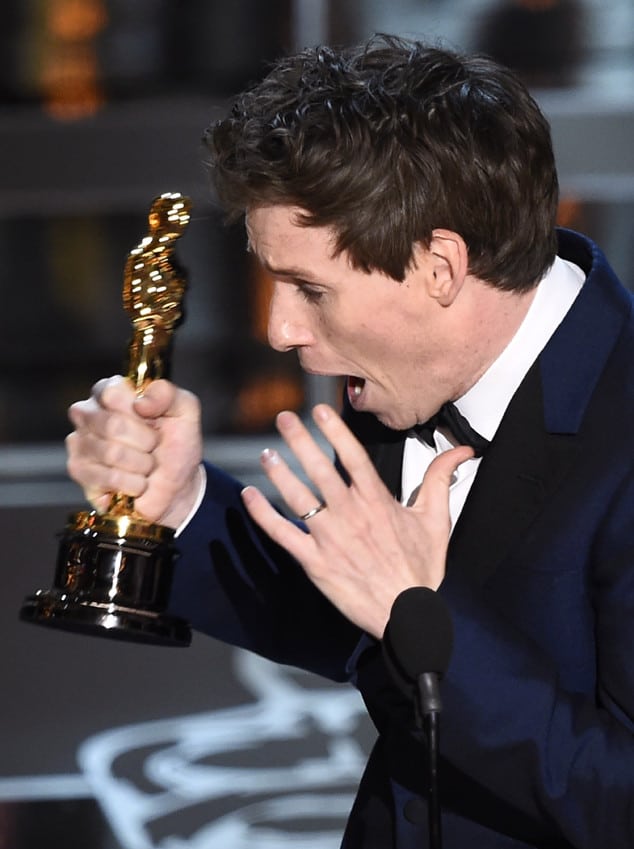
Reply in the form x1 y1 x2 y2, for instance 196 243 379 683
93 375 137 413
68 375 158 454
274 410 350 505
88 429 156 477
134 379 177 419
71 399 160 454
66 436 151 505
88 376 191 424
410 445 474 516
67 391 159 498
84 491 113 515
241 485 316 558
259 447 325 521
311 403 384 494
68 397 95 430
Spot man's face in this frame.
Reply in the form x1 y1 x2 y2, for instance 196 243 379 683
245 204 452 431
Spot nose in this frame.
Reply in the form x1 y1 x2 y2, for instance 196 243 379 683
267 282 314 352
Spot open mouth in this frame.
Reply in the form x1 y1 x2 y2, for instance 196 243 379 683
346 376 366 407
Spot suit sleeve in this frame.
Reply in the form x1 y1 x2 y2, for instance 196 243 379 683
167 461 362 682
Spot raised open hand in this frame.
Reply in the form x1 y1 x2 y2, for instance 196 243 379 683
241 404 473 638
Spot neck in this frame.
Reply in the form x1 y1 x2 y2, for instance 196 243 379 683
449 282 539 400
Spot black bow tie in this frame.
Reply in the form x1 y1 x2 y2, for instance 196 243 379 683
413 402 489 457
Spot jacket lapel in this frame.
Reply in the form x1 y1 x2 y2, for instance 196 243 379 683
447 362 579 585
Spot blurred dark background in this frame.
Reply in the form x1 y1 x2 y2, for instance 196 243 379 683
0 2 632 847
0 0 632 450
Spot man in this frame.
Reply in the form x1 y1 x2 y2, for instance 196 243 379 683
66 35 634 848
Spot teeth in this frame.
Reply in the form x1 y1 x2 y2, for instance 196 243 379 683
349 376 364 397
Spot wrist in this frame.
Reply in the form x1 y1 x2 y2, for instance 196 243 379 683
161 464 207 532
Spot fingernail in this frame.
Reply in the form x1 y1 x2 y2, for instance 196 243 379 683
241 485 256 504
276 410 295 429
261 448 280 465
313 404 331 423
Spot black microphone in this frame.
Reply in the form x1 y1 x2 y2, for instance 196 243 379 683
383 586 454 712
382 587 454 849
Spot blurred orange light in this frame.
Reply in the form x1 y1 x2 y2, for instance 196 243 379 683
47 0 108 41
40 0 107 121
557 196 582 228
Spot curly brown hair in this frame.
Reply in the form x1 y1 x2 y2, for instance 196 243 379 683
204 34 559 291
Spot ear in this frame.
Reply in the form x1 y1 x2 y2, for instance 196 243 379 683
419 229 469 307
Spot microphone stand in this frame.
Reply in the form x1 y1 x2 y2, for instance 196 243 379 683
381 587 453 849
417 672 443 849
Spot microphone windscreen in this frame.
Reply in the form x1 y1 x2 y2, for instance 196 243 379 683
382 587 454 689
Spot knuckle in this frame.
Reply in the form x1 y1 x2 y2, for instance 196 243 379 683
102 412 128 441
65 430 78 454
67 400 88 426
108 468 143 498
102 440 126 469
65 453 84 484
99 376 133 410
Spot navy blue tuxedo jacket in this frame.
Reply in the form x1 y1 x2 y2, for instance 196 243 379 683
169 229 634 848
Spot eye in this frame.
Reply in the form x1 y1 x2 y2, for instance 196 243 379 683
299 286 325 304
294 279 326 303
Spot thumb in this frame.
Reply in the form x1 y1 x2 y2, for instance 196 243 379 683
134 379 200 423
410 445 474 517
133 379 178 419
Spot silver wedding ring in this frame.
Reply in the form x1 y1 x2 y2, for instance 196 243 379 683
299 501 327 521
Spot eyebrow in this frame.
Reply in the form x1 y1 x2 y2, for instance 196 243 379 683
245 235 326 285
258 256 322 285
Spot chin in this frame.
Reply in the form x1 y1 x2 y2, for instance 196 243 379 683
373 410 411 432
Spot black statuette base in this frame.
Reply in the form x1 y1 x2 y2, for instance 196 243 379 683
20 590 191 646
20 510 191 647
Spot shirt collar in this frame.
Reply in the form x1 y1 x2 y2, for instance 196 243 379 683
455 256 585 441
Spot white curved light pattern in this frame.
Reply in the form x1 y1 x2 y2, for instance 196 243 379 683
77 649 369 849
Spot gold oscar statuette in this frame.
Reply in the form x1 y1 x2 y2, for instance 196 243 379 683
20 193 194 646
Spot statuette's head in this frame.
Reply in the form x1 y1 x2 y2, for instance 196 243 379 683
123 192 192 330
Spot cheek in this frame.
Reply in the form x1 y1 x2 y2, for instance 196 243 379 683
316 309 356 346
319 300 410 362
